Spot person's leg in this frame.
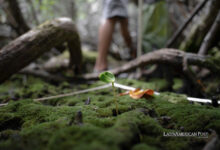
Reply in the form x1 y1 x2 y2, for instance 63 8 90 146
119 18 136 58
94 18 117 72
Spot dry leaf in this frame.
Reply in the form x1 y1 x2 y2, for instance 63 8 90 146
119 91 129 96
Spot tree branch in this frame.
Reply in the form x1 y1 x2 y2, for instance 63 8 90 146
81 49 220 80
0 18 82 84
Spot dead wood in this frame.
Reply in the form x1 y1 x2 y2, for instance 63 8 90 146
199 10 220 55
81 49 220 80
166 0 209 48
0 18 82 84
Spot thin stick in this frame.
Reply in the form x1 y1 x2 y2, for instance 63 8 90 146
34 84 112 101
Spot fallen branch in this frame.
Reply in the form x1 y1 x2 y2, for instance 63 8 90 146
81 49 220 80
34 84 112 101
0 17 82 84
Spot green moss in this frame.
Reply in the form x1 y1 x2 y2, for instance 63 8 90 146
0 76 220 150
132 143 158 150
154 98 220 132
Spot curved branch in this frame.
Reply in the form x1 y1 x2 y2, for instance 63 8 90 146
82 49 220 80
0 18 82 83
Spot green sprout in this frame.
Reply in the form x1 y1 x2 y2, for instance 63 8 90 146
99 71 118 115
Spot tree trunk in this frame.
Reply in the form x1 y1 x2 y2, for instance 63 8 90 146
4 0 30 35
0 18 82 84
198 10 220 55
180 0 220 52
166 0 209 48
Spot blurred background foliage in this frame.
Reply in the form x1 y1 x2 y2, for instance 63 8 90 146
142 1 170 52
0 0 202 55
0 0 219 98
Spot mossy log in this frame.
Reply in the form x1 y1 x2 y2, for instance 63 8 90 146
0 18 82 84
83 49 220 80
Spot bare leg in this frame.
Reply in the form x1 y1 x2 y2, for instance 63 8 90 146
94 18 116 72
119 18 136 58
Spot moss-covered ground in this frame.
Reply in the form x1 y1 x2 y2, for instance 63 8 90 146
0 75 220 150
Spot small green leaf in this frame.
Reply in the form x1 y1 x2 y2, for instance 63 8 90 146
99 71 115 83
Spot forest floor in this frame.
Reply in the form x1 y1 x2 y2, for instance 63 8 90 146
0 72 220 150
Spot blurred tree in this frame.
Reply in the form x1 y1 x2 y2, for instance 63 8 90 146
25 0 39 25
142 1 170 52
180 0 220 53
3 0 30 35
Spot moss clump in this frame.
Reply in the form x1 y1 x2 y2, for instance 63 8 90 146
0 76 220 150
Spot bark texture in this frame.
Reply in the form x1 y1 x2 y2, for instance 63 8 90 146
0 18 82 83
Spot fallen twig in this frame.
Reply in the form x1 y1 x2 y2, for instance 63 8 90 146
34 83 112 101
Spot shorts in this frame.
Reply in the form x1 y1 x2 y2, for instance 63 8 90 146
102 0 129 19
